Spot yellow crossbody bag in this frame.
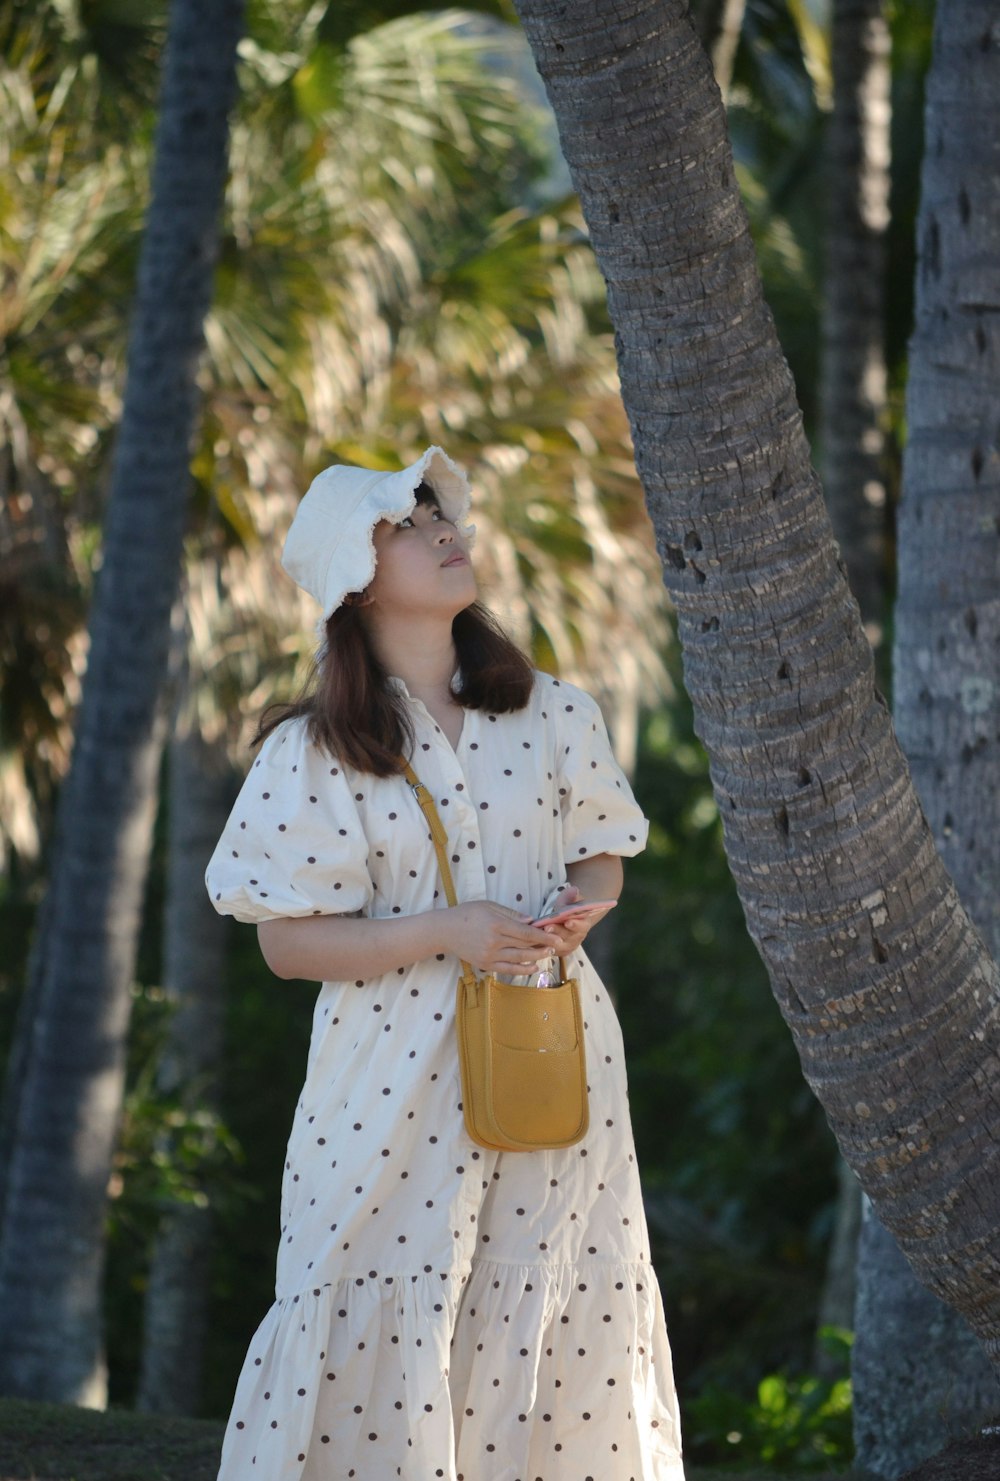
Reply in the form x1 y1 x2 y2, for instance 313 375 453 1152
402 760 589 1152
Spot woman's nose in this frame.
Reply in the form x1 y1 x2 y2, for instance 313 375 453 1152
434 524 454 544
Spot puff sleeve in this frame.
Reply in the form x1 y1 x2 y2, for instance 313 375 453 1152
552 679 649 861
205 717 373 923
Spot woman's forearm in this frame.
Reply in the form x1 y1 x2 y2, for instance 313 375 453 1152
258 910 447 983
566 852 624 902
257 898 555 982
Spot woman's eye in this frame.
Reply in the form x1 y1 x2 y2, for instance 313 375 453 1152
399 507 442 529
398 514 419 528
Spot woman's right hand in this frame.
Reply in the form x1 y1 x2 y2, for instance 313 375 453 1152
437 900 556 975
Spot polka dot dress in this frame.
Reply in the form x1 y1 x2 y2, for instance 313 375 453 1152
206 670 685 1479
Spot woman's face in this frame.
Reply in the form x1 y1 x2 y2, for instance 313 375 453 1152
364 495 476 617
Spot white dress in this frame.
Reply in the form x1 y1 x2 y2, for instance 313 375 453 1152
206 669 684 1481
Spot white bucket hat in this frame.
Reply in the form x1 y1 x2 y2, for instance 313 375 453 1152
281 446 476 622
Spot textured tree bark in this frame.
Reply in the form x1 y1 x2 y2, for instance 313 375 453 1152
511 0 1000 1366
819 0 890 639
851 1 1000 1467
0 0 244 1404
136 704 232 1415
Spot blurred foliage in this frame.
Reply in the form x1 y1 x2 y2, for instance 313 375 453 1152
105 913 305 1413
685 1330 853 1470
1 0 670 863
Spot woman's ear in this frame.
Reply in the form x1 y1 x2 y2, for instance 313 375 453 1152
343 589 374 608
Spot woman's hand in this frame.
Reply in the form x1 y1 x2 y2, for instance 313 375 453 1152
438 900 556 975
538 903 615 957
535 883 616 957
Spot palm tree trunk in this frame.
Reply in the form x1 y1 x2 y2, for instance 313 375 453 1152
511 0 1000 1366
0 0 244 1404
894 2 1000 1038
136 692 232 1415
819 0 890 640
850 0 1000 1465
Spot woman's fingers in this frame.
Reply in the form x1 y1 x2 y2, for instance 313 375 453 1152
503 915 558 947
539 909 605 956
448 901 569 971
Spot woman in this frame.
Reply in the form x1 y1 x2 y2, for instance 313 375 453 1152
206 446 684 1480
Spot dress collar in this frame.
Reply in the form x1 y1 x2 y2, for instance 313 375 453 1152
386 667 462 697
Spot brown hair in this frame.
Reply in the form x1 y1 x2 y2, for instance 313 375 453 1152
254 487 534 775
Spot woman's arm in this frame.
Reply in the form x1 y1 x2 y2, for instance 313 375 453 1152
257 900 557 983
540 852 625 956
565 852 624 902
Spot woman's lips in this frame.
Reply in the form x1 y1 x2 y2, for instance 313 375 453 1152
442 552 468 567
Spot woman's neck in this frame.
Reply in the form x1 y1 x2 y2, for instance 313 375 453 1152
367 615 459 700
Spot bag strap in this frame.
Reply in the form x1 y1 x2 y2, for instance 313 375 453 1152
401 760 458 905
400 758 476 987
399 757 565 988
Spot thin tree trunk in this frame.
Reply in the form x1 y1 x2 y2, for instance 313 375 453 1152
851 0 1000 1466
709 0 745 101
813 1156 862 1369
820 0 890 640
136 661 233 1415
511 0 1000 1366
0 0 244 1404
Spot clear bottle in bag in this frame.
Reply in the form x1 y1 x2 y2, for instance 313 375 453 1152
533 957 557 989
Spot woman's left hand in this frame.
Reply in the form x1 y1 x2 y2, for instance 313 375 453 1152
538 899 615 957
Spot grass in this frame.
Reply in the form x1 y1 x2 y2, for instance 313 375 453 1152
0 1396 862 1481
0 1398 220 1481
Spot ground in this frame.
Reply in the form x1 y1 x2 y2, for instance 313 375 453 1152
3 1393 996 1481
0 1395 857 1481
899 1429 1000 1481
